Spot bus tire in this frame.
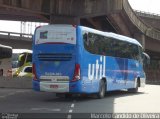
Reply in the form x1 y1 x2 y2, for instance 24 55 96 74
128 79 139 93
97 80 106 99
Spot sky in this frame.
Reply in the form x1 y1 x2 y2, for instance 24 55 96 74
0 21 48 34
0 21 21 33
128 0 160 15
0 0 160 33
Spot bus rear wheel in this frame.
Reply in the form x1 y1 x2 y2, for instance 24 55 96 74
97 80 106 99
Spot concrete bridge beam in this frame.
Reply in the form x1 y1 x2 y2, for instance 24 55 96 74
134 33 145 49
0 38 32 49
50 16 80 25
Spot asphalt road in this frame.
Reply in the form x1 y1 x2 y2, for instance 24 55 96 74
0 85 160 119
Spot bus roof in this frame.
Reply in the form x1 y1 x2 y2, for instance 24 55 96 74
80 26 142 47
36 25 142 47
107 33 142 47
0 44 12 49
13 49 32 54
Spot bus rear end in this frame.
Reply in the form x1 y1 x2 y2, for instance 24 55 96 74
0 45 12 78
32 25 81 93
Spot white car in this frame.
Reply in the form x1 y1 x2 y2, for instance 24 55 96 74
18 66 32 77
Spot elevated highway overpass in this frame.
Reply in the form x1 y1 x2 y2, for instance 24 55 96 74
0 0 160 81
0 0 160 52
0 31 32 49
135 10 160 31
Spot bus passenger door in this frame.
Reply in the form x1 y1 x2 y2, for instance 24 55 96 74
108 57 125 90
125 59 137 88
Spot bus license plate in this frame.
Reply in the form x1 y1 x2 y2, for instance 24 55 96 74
50 85 58 89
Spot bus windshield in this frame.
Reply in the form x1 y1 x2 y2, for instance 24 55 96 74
12 53 19 68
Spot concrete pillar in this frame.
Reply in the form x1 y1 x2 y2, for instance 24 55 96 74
50 15 80 25
134 33 145 50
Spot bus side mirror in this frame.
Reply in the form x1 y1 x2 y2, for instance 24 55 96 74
142 52 150 65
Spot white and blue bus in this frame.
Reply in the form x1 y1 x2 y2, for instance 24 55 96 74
32 25 149 98
0 44 12 77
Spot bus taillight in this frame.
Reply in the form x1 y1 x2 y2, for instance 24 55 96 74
72 64 81 82
32 63 37 80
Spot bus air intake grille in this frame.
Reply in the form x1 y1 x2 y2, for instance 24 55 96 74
38 53 72 61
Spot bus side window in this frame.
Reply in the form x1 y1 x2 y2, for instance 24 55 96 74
112 40 121 57
104 37 113 56
83 33 89 46
83 32 98 54
132 45 140 61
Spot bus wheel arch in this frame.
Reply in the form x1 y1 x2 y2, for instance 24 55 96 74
128 77 140 93
97 78 107 99
137 77 140 87
102 77 107 90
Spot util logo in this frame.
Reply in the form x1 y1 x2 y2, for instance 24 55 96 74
88 56 106 80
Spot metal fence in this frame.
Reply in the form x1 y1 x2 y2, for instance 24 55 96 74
123 0 160 41
0 31 33 41
135 10 160 20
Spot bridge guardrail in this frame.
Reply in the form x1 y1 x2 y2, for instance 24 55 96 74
0 31 33 41
123 0 160 40
135 10 160 20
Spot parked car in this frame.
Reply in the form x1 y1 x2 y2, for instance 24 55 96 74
17 66 32 77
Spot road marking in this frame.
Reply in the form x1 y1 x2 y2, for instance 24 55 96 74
7 93 16 96
31 108 60 112
16 90 30 93
71 104 74 108
67 115 72 119
67 102 76 119
0 92 17 98
0 96 5 98
0 90 31 98
69 109 73 113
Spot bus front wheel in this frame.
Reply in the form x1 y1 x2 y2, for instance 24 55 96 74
128 79 139 93
97 80 106 99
